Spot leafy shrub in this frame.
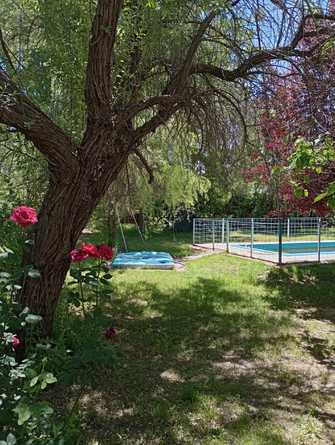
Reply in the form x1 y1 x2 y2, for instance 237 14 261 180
0 259 80 444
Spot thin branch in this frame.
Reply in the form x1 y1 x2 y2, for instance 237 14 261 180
131 148 154 184
0 29 16 72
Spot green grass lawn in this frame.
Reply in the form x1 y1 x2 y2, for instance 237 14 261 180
52 232 335 445
83 224 193 257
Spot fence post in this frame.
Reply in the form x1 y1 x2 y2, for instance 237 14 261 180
317 217 321 263
221 218 225 246
193 218 195 245
287 217 290 239
212 219 215 251
226 219 230 253
251 218 254 258
278 218 283 265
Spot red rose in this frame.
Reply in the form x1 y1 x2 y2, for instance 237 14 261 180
104 327 117 340
10 206 38 227
97 244 114 261
81 243 100 258
69 248 88 262
12 335 21 349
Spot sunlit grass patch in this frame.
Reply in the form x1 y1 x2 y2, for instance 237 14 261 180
49 239 335 444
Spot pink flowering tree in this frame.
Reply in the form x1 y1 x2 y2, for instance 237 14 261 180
0 1 334 335
246 3 335 216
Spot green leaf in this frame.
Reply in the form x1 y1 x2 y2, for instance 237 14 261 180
30 376 39 387
25 368 37 379
314 191 329 203
25 314 43 324
0 272 10 278
146 0 158 7
13 401 32 425
70 269 81 279
44 372 57 385
6 433 16 445
28 269 41 279
40 372 57 389
31 401 54 417
0 246 14 259
19 307 30 317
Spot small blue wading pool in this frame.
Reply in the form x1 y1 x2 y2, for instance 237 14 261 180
112 251 175 269
238 240 335 256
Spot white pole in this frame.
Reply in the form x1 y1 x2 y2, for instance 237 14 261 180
317 217 321 263
221 218 225 246
212 219 215 251
193 218 195 245
287 218 290 239
226 219 230 253
251 218 254 258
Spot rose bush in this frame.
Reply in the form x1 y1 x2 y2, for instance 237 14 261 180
67 242 114 313
10 206 38 227
1 206 82 443
0 258 74 444
97 244 114 261
69 243 114 263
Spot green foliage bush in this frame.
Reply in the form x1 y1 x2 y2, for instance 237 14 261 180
0 253 81 444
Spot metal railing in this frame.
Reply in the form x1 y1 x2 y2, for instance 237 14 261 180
193 217 335 264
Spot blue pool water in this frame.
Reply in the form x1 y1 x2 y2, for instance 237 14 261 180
112 251 175 268
239 241 335 256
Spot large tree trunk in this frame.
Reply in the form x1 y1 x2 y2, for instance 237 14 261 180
20 149 126 336
21 178 96 336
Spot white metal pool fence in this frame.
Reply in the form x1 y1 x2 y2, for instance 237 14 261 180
193 217 335 264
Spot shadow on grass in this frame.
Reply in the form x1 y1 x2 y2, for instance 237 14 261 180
51 272 334 444
264 263 335 313
263 264 335 393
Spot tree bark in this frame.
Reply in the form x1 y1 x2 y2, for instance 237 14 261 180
20 144 128 336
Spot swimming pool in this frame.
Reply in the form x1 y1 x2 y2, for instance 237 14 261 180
238 241 335 256
112 251 175 269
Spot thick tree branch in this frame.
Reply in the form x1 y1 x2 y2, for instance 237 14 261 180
130 12 217 143
189 39 334 82
189 13 335 82
165 10 217 95
123 95 186 120
0 68 78 175
130 11 334 147
84 0 123 121
132 104 181 145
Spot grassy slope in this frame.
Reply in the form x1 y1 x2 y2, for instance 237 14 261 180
54 231 335 445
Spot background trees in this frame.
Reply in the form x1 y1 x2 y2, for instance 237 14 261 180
246 6 335 216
